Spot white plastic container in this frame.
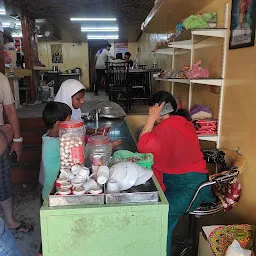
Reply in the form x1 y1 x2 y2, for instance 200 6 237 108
59 121 85 170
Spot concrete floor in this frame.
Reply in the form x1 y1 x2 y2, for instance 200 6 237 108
0 184 42 256
1 184 191 256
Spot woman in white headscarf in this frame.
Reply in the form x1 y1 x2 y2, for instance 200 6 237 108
54 79 122 147
54 79 85 121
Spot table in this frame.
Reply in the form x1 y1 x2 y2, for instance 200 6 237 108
40 119 168 256
7 76 24 109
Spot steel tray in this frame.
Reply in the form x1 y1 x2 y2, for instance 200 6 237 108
105 178 159 204
48 188 104 207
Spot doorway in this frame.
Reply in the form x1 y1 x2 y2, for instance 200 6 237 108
88 41 107 91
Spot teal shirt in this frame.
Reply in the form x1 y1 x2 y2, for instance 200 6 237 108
41 134 60 200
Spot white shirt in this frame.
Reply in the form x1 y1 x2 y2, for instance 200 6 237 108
95 49 113 69
0 73 14 125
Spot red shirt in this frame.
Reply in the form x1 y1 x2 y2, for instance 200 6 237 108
137 116 208 191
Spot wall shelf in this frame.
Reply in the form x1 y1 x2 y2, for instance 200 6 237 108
155 78 223 87
191 79 223 87
155 78 190 84
198 135 218 142
141 0 215 33
168 40 192 50
192 28 227 38
150 2 230 147
154 48 189 56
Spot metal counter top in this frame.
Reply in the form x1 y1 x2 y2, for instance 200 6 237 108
85 118 137 153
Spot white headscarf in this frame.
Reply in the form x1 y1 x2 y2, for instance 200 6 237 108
54 79 85 121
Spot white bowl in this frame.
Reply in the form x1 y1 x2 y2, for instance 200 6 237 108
119 162 138 190
109 162 127 183
134 169 153 186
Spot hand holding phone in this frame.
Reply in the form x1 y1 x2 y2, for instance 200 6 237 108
148 102 166 121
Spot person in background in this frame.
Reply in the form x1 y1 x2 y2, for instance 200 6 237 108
124 52 133 67
95 43 115 96
116 52 123 60
0 72 33 233
38 102 72 256
137 91 214 255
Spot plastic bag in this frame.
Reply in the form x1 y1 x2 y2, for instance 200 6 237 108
225 240 252 256
186 60 209 79
112 150 154 169
182 12 217 29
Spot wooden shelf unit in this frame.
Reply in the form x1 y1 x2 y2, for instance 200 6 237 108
152 3 229 146
141 0 216 33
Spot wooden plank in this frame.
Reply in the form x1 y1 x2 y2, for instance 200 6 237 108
142 0 216 33
19 117 45 131
5 68 32 77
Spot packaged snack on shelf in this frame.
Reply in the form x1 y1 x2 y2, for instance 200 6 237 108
186 61 209 79
182 12 217 30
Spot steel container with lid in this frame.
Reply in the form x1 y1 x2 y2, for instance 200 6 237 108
59 121 85 169
85 134 112 164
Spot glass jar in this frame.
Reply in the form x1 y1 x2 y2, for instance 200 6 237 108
59 121 85 170
85 134 112 165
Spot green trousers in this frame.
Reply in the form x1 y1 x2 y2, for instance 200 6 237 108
163 172 215 256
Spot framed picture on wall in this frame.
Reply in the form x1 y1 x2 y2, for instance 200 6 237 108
229 0 256 49
51 44 63 63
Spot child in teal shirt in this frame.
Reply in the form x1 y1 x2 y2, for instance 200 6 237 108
41 102 72 200
38 102 72 256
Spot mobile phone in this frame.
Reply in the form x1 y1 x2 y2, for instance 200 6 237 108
160 102 174 116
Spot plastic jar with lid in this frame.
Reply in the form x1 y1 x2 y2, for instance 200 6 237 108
85 134 112 165
59 121 85 170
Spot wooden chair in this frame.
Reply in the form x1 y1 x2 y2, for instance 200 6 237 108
129 71 150 102
106 63 131 113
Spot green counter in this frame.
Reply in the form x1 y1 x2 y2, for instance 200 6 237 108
40 119 169 256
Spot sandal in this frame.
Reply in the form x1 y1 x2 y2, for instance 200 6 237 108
10 221 34 233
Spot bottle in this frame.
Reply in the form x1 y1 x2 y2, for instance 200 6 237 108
9 64 14 77
133 55 140 69
152 54 157 69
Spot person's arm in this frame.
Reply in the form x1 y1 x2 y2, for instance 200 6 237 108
2 76 22 161
106 51 115 60
4 104 22 161
140 102 165 137
137 103 165 154
42 140 60 200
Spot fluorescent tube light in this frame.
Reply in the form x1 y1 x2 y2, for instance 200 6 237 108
12 33 23 38
15 21 21 26
2 23 10 27
37 34 43 38
0 11 6 15
81 27 118 32
87 35 119 40
71 18 116 21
